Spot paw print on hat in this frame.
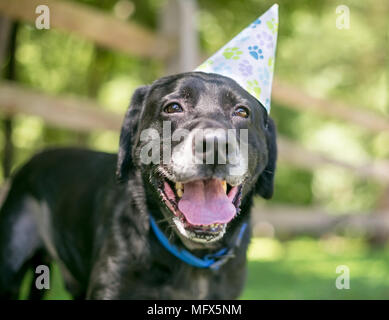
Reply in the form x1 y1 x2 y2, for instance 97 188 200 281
213 61 232 73
248 46 264 60
250 18 261 28
266 17 278 34
256 31 273 49
223 47 243 60
258 66 270 87
264 98 270 110
238 59 253 77
268 57 274 72
246 80 262 97
194 4 279 114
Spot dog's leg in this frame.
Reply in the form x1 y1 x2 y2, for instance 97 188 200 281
86 230 150 299
0 186 44 299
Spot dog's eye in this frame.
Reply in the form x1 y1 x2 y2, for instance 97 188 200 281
164 103 183 114
233 106 250 118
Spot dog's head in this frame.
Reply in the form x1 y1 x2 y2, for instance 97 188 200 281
116 72 276 247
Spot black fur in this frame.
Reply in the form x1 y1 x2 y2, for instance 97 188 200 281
255 118 277 199
116 85 150 182
0 72 277 299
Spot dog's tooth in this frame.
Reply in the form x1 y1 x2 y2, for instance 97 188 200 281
222 180 227 193
176 182 183 190
175 182 183 197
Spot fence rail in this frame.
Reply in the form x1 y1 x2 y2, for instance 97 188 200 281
0 0 386 133
0 0 175 59
0 81 122 132
251 204 389 240
273 80 389 133
278 138 389 184
1 80 388 184
1 0 388 242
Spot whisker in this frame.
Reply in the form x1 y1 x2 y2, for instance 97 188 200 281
168 229 175 242
156 216 170 224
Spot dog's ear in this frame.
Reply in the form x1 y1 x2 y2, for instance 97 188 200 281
255 117 277 199
116 86 150 183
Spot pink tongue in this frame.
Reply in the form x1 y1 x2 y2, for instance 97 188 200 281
177 179 236 225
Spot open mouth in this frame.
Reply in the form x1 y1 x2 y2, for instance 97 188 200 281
155 176 243 243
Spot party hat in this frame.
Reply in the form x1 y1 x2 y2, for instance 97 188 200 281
195 4 279 113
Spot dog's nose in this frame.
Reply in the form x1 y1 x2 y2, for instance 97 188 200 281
192 129 236 165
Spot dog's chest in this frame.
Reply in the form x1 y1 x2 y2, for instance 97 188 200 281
168 268 230 299
192 274 209 299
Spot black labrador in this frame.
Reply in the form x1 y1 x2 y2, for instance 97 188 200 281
0 72 276 299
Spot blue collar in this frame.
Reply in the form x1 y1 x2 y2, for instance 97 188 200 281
149 215 248 270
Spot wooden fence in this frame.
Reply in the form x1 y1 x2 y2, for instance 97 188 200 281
1 81 389 184
1 0 388 239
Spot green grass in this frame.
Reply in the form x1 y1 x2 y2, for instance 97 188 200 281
242 237 389 299
20 237 389 300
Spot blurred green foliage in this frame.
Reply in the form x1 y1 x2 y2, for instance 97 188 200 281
1 0 387 213
18 237 389 299
1 0 389 300
243 237 389 299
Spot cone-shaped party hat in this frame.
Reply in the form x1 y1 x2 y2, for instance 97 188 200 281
195 4 279 113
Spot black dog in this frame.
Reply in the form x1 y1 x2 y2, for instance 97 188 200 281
0 72 276 299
